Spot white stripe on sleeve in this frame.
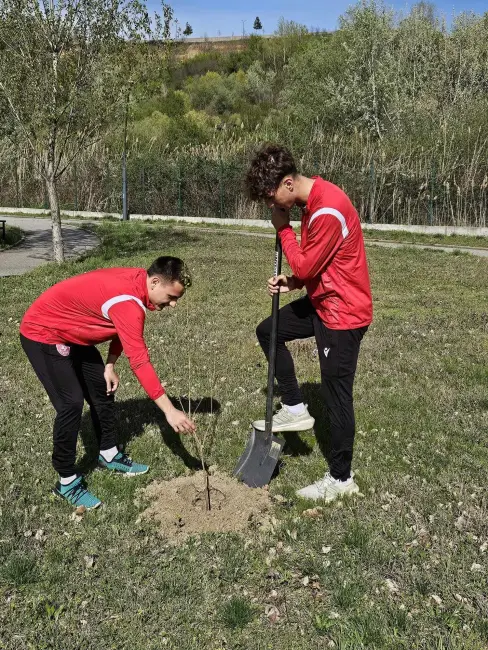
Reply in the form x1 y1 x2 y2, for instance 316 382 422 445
308 207 349 238
101 295 146 320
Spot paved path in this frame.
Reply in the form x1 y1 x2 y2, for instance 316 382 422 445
0 217 100 277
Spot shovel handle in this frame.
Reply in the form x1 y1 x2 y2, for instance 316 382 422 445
264 234 282 437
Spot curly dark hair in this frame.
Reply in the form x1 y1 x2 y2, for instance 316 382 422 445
245 144 297 201
147 256 192 288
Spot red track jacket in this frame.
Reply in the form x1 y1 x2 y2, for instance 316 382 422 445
20 267 165 400
279 177 373 329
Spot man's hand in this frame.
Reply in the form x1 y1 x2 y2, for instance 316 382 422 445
267 274 300 295
104 363 119 395
271 206 290 230
155 393 196 434
165 407 196 434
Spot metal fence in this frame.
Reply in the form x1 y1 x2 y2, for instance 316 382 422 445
1 150 487 227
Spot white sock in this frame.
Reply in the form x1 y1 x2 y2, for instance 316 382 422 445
100 446 118 462
60 474 77 485
285 402 306 415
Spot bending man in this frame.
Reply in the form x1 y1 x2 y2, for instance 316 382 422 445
20 257 195 510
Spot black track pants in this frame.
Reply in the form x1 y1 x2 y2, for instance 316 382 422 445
20 334 117 477
256 296 367 480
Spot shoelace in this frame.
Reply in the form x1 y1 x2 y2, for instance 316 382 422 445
315 472 335 489
113 453 132 467
66 480 89 504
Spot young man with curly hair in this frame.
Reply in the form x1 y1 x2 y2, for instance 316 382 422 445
20 257 195 510
246 144 373 502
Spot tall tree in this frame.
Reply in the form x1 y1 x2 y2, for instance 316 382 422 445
183 21 193 36
0 0 174 262
253 16 263 31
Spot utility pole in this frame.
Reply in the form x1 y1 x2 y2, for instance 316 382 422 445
241 20 246 37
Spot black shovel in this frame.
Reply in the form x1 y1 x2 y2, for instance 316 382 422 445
233 234 286 488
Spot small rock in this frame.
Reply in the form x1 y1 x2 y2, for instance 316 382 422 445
23 530 33 538
269 589 278 598
329 611 340 619
34 529 45 542
480 541 487 553
321 546 332 554
430 594 442 606
471 563 482 572
301 576 310 586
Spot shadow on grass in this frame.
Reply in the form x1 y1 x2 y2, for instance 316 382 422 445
78 396 221 475
300 381 332 464
88 225 202 261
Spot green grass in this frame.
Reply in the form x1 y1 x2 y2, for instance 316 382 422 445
0 224 23 249
362 228 488 249
0 221 487 649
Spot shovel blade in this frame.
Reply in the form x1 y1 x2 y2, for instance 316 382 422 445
233 427 285 488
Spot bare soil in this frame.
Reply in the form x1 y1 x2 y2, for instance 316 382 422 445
140 470 272 542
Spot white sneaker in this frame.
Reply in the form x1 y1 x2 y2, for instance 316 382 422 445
296 472 359 502
252 403 315 433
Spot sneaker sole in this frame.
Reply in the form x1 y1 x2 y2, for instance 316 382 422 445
52 488 102 510
295 483 359 502
324 484 360 503
252 417 315 433
99 464 150 478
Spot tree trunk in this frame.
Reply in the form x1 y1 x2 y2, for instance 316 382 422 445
45 173 64 263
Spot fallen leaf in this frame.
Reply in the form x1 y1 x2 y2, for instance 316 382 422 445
455 515 466 531
272 494 287 504
385 579 399 594
265 604 280 623
302 507 324 519
321 545 332 554
301 576 310 586
84 555 97 569
471 563 482 572
480 542 488 553
430 594 442 606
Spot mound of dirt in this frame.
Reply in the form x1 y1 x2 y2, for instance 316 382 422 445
140 470 272 542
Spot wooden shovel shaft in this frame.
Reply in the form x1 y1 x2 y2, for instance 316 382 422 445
264 235 282 439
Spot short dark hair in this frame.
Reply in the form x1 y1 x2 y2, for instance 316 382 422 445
147 256 192 288
245 144 297 201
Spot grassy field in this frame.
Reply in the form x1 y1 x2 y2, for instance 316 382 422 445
0 224 23 249
0 221 487 649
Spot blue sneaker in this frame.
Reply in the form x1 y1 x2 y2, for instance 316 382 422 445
98 452 149 477
53 476 102 510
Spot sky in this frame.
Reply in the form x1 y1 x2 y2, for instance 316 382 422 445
156 0 488 37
